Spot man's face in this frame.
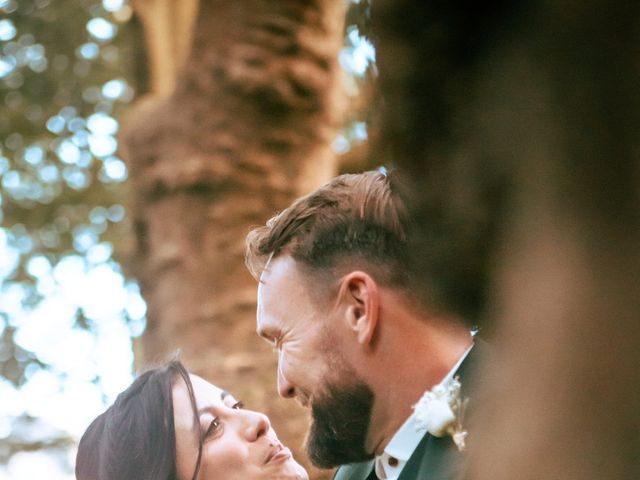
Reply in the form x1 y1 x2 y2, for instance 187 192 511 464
256 255 374 467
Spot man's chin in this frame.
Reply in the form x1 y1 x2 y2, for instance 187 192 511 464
305 425 375 469
304 383 375 468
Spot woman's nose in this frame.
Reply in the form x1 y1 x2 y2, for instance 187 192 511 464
243 410 271 441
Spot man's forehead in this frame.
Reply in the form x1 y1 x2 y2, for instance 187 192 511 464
263 253 295 274
259 254 299 290
256 255 303 332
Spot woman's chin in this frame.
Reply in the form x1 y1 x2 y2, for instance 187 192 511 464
290 460 309 480
267 458 308 480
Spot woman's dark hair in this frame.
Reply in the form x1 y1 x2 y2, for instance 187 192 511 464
75 360 204 480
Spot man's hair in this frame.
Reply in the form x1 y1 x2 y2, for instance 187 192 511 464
246 169 413 295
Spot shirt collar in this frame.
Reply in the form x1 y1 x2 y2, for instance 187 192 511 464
374 344 474 480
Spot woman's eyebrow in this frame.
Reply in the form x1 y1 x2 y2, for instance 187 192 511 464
196 390 231 415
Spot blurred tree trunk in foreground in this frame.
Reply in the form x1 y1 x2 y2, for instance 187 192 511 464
120 1 347 477
373 1 639 479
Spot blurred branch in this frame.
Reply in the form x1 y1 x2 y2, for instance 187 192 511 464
131 0 200 97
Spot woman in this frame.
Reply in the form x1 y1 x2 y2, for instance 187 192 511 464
76 360 308 480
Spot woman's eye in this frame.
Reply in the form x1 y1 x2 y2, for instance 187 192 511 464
232 401 244 410
204 418 220 438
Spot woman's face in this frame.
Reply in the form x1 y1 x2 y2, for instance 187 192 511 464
173 374 308 480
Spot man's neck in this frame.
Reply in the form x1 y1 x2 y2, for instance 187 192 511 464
365 312 473 455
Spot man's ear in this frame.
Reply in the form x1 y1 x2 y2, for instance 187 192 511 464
337 271 379 346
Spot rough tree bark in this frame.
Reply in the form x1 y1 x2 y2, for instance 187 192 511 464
120 2 347 478
372 1 640 479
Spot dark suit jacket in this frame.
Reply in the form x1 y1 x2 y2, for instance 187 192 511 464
333 343 483 480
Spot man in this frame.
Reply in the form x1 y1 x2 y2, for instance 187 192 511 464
246 170 479 480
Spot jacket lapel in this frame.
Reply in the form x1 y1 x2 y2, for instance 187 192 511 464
332 460 375 480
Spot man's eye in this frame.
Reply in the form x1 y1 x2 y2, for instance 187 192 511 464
232 401 244 410
204 418 220 438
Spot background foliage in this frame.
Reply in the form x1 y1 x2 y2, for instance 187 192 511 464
0 1 144 477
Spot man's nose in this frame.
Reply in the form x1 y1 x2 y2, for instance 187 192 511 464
277 360 296 398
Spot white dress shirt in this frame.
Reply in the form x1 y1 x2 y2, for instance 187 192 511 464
374 344 473 480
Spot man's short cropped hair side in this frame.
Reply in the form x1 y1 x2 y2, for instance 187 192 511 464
245 169 411 293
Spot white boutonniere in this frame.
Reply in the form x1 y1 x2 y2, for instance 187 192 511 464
413 376 469 451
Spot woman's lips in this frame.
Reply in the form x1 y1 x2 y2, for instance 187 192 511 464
265 443 292 464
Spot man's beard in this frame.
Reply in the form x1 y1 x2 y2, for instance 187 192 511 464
305 374 375 468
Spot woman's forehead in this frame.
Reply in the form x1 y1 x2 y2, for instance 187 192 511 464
189 374 229 404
